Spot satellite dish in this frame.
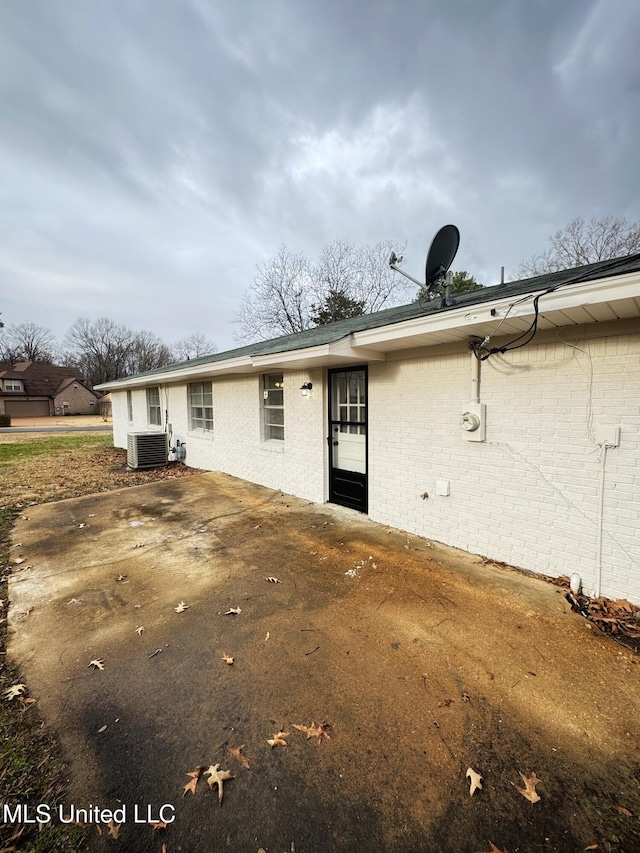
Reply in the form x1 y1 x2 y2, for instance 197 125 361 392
425 224 460 294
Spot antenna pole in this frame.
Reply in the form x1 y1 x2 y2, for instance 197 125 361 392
389 262 424 289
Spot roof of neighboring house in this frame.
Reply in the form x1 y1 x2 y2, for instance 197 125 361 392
53 376 98 398
96 252 640 391
0 362 86 397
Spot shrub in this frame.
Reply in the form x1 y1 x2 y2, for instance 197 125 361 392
0 414 11 427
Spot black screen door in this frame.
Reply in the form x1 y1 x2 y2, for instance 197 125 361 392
328 368 367 512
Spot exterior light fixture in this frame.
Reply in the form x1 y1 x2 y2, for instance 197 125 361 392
300 382 313 396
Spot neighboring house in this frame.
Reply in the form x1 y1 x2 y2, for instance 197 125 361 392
97 254 640 604
0 361 99 417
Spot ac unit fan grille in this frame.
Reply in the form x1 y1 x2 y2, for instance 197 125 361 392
127 432 169 469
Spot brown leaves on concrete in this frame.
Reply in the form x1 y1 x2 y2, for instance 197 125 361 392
183 766 205 796
267 731 290 747
293 721 331 745
205 764 234 804
512 771 542 803
227 744 250 769
466 767 483 796
106 820 121 838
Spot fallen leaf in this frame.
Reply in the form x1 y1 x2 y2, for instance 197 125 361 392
225 607 242 615
107 820 121 839
584 845 599 850
438 698 454 707
227 744 250 769
116 574 128 582
512 771 542 803
19 697 37 705
78 523 86 528
265 577 281 583
67 598 82 605
88 659 104 670
4 683 27 700
477 845 509 853
136 626 144 635
613 804 633 816
150 821 167 831
97 725 108 733
267 731 290 748
205 764 234 804
183 766 204 796
466 767 483 796
222 653 234 665
462 692 471 702
293 721 331 745
14 558 25 565
265 631 270 641
162 844 167 853
174 601 189 613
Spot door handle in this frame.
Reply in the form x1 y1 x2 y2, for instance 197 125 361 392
333 440 339 445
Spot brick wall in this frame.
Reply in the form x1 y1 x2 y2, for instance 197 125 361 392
53 383 98 415
112 369 326 503
368 331 640 603
110 328 640 603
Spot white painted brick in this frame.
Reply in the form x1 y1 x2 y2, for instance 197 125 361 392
109 331 640 603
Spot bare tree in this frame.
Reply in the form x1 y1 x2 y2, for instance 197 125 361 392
127 330 174 374
518 216 640 277
64 317 136 387
234 239 409 344
235 245 312 343
172 332 218 361
0 322 56 363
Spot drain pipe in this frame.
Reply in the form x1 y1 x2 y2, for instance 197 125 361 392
470 351 480 403
594 444 608 599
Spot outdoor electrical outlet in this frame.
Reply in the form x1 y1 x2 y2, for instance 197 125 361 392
595 426 620 447
435 479 450 496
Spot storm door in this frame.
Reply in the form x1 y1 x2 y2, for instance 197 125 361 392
328 368 368 512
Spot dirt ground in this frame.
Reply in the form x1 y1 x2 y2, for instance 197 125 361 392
6 471 640 853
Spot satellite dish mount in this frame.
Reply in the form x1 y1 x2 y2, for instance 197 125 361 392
389 224 460 306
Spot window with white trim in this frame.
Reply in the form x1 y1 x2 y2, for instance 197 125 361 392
126 390 133 423
3 379 22 391
146 387 161 426
263 373 284 441
189 381 213 432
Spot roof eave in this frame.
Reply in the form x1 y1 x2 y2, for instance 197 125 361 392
96 269 640 391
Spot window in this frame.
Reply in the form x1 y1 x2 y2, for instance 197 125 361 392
146 387 161 426
263 373 284 441
189 381 213 432
3 379 22 391
126 390 133 423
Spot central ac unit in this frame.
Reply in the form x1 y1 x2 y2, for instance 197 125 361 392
127 432 169 469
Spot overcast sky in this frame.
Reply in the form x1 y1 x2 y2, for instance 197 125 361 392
1 0 639 353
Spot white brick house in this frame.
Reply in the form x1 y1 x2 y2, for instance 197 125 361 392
97 255 640 603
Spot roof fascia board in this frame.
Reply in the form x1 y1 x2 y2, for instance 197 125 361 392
353 271 640 349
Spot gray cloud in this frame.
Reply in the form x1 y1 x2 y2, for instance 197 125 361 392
1 0 638 351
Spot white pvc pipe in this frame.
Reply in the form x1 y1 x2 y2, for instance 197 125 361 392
471 352 480 403
594 445 608 599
